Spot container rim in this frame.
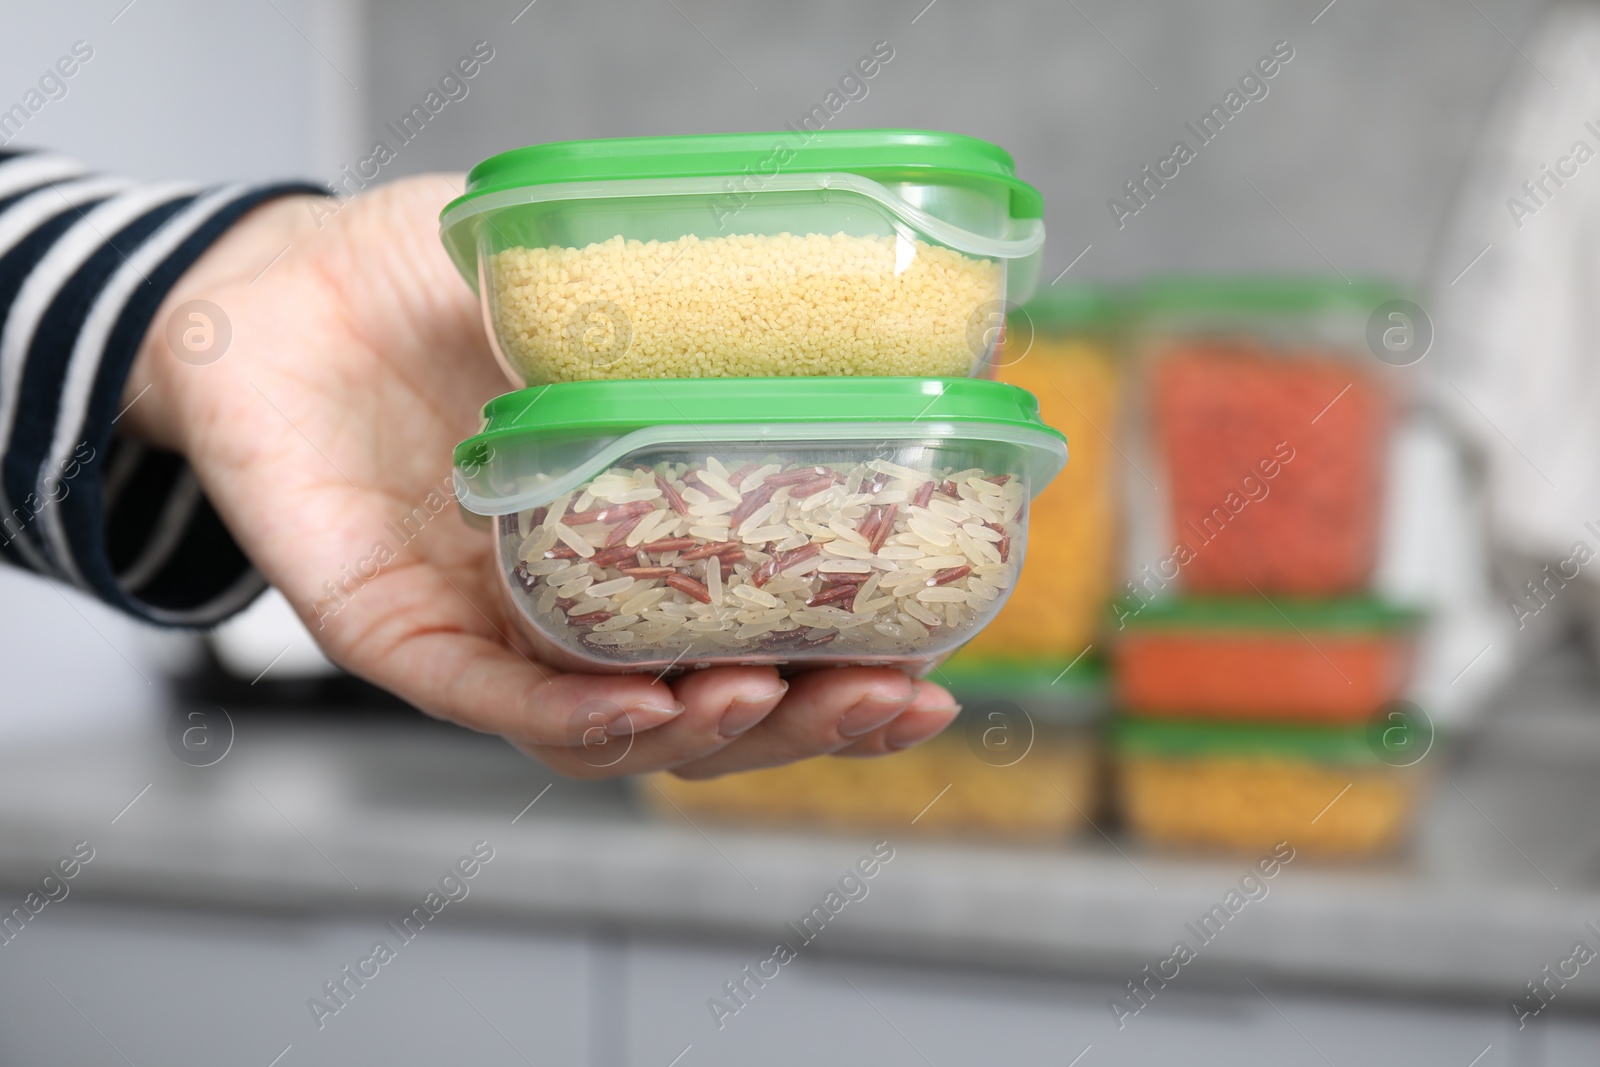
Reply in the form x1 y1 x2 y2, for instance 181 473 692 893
439 172 1046 289
1114 595 1425 633
448 129 1043 217
465 376 1060 438
1111 714 1387 763
456 420 1067 516
1136 275 1410 317
452 377 1068 516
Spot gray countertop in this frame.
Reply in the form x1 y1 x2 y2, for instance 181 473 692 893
4 655 1600 1009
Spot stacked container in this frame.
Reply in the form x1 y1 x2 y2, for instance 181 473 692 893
441 130 1067 676
1110 278 1428 857
442 131 1086 831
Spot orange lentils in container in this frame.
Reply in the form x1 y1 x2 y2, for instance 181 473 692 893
1153 344 1389 595
1132 277 1403 597
1114 596 1423 722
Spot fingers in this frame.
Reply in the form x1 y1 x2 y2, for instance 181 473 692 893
518 666 789 779
353 587 951 781
831 679 962 758
673 668 790 741
371 624 955 781
366 626 688 747
665 667 919 780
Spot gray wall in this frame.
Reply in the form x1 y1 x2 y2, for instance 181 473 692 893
364 0 1549 285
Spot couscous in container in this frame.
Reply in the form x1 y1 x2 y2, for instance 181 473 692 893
959 288 1123 659
646 656 1105 840
440 130 1045 385
1112 716 1423 857
453 377 1067 674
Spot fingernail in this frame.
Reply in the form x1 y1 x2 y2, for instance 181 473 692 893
838 693 912 738
885 705 960 751
718 681 788 739
609 702 685 736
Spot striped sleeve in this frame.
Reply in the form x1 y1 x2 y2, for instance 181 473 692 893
0 148 328 626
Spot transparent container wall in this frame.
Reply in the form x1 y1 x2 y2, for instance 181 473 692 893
1123 307 1393 597
494 437 1031 674
1137 305 1374 354
473 182 1023 385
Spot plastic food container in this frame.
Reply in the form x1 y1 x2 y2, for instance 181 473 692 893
646 657 1104 840
453 377 1067 674
960 288 1122 658
1115 596 1423 721
1130 278 1397 595
1112 716 1422 856
440 130 1046 385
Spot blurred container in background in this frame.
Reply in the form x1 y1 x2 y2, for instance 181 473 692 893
1114 596 1423 722
1110 715 1424 857
958 287 1122 660
1109 276 1430 860
647 657 1106 841
1128 278 1401 597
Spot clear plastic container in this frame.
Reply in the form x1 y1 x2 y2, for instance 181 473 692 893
453 378 1067 674
646 657 1105 840
439 130 1046 385
1115 596 1423 722
1127 278 1400 596
1112 716 1423 857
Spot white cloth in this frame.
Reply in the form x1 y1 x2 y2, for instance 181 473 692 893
1433 4 1600 563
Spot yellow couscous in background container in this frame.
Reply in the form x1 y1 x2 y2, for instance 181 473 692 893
959 288 1121 659
1111 715 1424 857
647 658 1107 840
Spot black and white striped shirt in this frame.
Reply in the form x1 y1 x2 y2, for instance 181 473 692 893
0 148 325 626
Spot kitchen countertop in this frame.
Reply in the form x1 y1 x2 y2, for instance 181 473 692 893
4 652 1600 1009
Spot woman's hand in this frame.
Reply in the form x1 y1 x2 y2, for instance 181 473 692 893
120 175 960 778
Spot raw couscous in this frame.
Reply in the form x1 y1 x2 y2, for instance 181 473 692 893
488 232 1003 383
645 725 1095 840
1117 754 1415 856
1112 716 1422 856
959 292 1121 657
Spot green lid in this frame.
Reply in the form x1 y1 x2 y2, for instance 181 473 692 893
460 376 1056 450
1112 715 1380 764
453 377 1069 515
938 648 1108 695
1114 595 1424 634
1014 285 1126 336
448 129 1043 220
1137 276 1406 317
